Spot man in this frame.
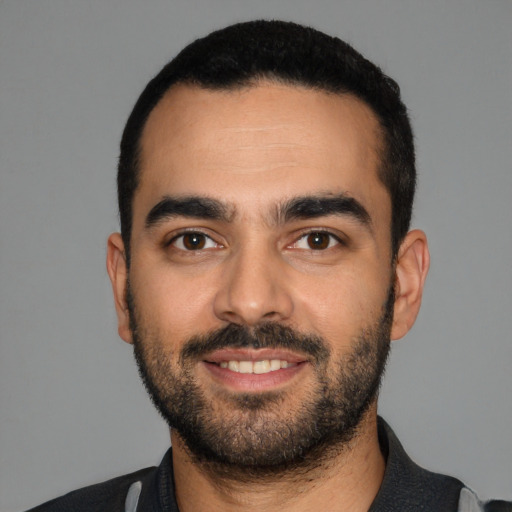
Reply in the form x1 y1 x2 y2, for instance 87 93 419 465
29 20 511 512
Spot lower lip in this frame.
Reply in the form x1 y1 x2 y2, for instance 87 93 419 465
202 361 307 392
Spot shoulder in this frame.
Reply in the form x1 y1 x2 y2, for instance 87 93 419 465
374 418 512 512
25 466 157 512
458 488 512 512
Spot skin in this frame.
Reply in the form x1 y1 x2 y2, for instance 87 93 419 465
107 82 429 511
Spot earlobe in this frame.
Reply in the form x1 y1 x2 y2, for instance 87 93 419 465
391 229 430 341
106 233 133 344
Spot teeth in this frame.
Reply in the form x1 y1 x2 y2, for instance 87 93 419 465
270 359 281 371
238 361 253 374
228 361 239 372
218 359 296 374
253 360 270 374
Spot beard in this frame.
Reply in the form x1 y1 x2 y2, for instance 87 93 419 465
128 285 393 475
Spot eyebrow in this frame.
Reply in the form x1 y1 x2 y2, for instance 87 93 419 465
277 194 372 229
145 192 372 231
145 196 233 228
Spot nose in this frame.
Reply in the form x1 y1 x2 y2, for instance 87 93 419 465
213 245 294 326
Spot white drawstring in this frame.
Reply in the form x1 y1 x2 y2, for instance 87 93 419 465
125 481 142 512
458 487 484 512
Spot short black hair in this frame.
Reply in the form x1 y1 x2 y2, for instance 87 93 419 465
118 20 415 263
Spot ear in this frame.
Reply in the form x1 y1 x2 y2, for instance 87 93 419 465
391 229 430 341
106 233 133 344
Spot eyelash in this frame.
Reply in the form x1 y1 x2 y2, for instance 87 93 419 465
167 230 221 251
290 230 345 251
166 229 345 252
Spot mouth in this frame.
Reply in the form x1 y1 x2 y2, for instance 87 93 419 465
201 349 309 391
216 359 297 374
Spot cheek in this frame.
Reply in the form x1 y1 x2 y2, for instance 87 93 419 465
129 262 218 344
293 265 390 340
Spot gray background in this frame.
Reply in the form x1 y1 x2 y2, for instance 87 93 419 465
1 1 511 510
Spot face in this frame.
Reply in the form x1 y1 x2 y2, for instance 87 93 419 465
114 83 397 470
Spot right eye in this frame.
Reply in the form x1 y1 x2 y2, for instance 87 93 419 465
170 232 219 251
290 230 343 251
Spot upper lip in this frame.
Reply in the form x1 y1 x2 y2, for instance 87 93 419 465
204 348 308 364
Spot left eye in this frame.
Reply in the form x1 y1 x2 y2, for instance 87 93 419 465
171 232 219 251
293 232 340 250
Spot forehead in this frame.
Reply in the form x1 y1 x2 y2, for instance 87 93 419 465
135 82 388 227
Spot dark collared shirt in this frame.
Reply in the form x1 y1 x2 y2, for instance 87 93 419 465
28 418 511 511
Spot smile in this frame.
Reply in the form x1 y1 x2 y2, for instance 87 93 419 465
202 350 308 391
218 360 297 374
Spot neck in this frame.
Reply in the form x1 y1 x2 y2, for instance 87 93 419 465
171 405 385 512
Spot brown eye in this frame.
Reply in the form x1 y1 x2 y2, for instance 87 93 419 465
306 232 331 250
291 231 341 251
171 232 218 251
182 233 206 250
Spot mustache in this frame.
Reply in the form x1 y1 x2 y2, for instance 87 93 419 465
180 322 330 363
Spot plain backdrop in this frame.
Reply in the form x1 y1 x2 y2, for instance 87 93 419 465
1 1 511 510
